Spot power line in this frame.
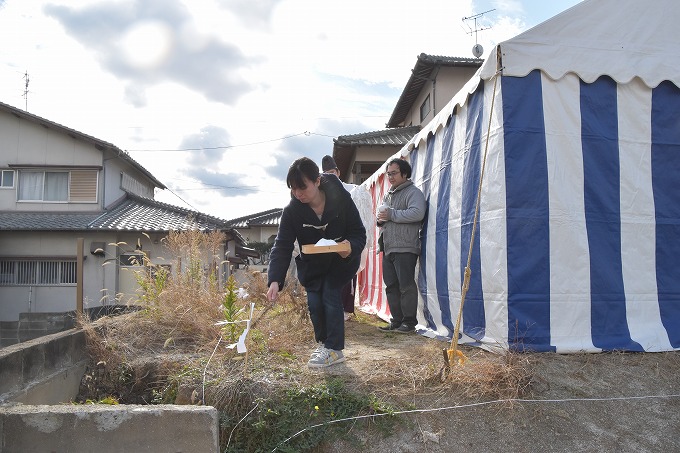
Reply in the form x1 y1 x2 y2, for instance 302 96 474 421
163 186 197 211
129 131 311 152
164 177 283 195
127 131 338 152
172 185 262 194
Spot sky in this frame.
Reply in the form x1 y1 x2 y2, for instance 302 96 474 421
0 0 581 221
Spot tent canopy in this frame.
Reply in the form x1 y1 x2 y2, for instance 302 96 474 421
480 0 680 87
358 0 680 353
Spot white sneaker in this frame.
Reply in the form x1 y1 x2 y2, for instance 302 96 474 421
311 342 325 357
343 312 351 321
308 348 345 368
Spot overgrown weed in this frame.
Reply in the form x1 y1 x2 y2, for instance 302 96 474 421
76 229 539 451
76 230 396 451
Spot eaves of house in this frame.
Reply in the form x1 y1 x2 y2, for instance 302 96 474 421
0 192 249 247
226 208 283 229
387 53 483 128
332 126 420 182
0 100 166 190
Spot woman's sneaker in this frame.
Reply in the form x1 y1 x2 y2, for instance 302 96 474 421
311 342 325 357
308 348 345 368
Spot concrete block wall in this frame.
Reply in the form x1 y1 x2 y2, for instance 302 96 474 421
0 404 219 453
0 328 87 405
0 312 74 348
1 306 141 347
0 320 220 453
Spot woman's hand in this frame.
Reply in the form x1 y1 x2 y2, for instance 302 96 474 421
267 282 279 301
337 240 352 259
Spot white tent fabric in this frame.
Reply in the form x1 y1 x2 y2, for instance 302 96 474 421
357 0 680 352
479 0 680 88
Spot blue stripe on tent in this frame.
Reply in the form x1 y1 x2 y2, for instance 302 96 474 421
410 147 420 187
652 80 680 348
418 135 437 330
435 117 456 336
581 77 642 351
460 82 486 341
502 70 553 352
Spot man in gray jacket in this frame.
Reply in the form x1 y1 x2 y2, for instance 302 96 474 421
376 158 426 333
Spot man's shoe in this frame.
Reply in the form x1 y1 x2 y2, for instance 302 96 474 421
308 348 345 368
395 324 415 334
378 323 400 332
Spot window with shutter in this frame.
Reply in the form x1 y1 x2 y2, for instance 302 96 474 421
69 169 98 202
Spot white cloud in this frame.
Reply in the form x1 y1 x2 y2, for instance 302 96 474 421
0 0 577 220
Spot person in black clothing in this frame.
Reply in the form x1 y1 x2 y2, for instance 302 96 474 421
267 157 366 367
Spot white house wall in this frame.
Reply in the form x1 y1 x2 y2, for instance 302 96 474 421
0 111 98 168
101 150 156 207
0 232 119 321
402 66 479 128
0 229 236 321
0 109 102 212
241 226 278 244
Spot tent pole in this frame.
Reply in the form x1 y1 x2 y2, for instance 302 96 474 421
446 66 501 369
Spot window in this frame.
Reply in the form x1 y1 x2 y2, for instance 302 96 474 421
420 94 431 123
120 253 145 266
1 170 14 188
121 172 153 199
17 169 98 202
0 259 77 286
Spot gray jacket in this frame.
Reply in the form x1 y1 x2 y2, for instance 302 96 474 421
378 179 426 255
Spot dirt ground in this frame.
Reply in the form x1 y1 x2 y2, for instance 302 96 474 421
284 313 680 453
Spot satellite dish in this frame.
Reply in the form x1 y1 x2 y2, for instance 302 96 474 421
472 43 484 58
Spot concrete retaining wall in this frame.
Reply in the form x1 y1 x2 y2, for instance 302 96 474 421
0 404 218 453
0 329 86 405
0 312 75 348
0 324 219 452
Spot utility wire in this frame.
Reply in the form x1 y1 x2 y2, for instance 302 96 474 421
162 185 198 211
129 131 324 152
271 392 680 452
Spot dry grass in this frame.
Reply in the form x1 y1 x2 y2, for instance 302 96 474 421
79 270 535 407
441 349 534 401
76 230 538 450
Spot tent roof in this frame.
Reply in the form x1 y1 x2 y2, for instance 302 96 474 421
480 0 680 88
375 0 680 176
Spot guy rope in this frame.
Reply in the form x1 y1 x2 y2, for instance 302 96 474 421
443 60 502 371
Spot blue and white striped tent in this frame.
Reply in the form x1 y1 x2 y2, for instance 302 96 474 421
360 0 680 352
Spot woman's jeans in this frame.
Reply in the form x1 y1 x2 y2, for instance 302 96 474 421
306 275 345 351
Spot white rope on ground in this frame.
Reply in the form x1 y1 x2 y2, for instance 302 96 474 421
228 401 260 449
202 336 222 405
271 393 680 452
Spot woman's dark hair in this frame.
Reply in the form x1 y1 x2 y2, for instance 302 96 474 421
286 157 320 189
386 158 412 179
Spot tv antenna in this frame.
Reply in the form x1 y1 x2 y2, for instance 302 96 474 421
462 9 495 58
22 71 30 111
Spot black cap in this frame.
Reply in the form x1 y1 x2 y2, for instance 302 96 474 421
321 155 338 172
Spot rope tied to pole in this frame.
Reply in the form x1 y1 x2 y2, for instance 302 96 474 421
446 65 501 370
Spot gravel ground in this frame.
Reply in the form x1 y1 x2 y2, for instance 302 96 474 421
302 316 680 453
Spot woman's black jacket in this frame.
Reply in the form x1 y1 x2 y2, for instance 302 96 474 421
267 174 367 292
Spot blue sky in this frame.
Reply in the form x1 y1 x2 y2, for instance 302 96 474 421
0 0 581 219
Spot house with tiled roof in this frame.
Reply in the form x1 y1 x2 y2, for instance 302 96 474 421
0 100 253 336
226 208 282 244
333 53 483 184
333 126 420 184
